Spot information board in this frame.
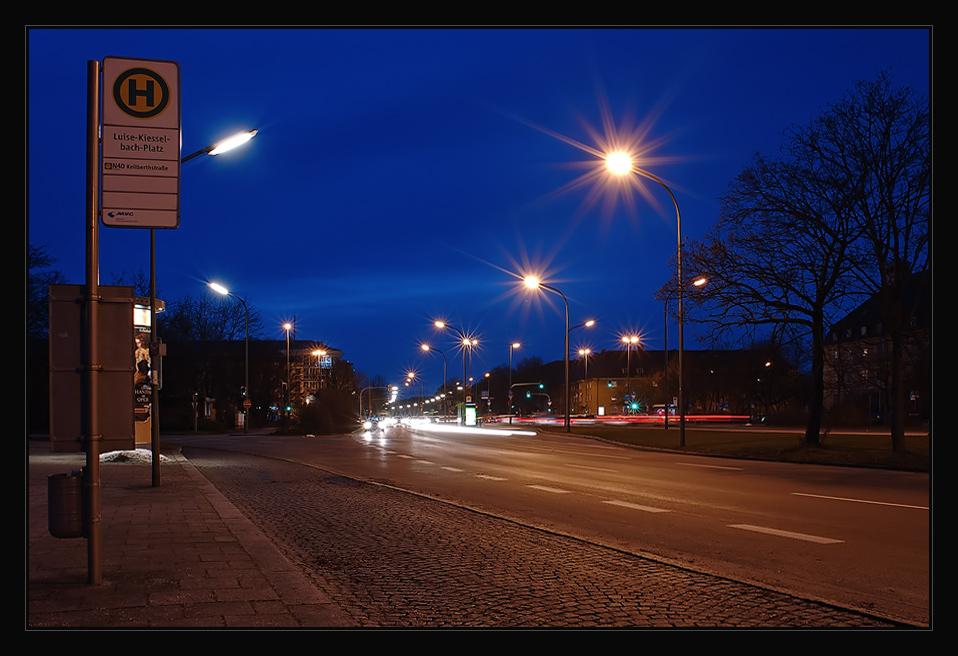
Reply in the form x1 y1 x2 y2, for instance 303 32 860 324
101 57 181 228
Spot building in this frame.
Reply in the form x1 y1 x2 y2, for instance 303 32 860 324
283 339 344 405
159 338 344 429
823 271 930 424
528 348 793 419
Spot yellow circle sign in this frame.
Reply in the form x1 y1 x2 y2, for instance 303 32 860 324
112 66 171 120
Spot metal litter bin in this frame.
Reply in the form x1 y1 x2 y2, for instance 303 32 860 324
48 472 84 539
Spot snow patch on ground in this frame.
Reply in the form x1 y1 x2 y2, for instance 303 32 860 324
100 449 173 464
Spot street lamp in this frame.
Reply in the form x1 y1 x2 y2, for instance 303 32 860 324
433 320 478 422
508 342 521 420
137 129 258 488
578 348 591 415
569 320 595 417
663 276 707 429
181 129 258 162
406 372 424 416
606 152 688 446
420 343 447 416
209 282 250 433
312 349 327 397
283 322 293 422
621 335 640 415
522 276 577 432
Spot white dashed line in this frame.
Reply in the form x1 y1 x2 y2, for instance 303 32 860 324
565 464 619 473
603 500 670 513
527 485 571 494
676 462 743 471
729 524 844 544
792 492 928 510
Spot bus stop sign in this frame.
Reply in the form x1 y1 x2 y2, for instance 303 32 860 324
101 57 181 229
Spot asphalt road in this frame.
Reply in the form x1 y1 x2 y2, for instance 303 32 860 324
172 426 927 628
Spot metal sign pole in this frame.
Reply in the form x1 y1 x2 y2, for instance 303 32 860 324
151 228 160 486
84 59 103 585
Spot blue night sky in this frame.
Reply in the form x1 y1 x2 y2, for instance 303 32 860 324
27 27 931 397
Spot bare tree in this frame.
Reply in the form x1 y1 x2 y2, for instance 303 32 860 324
27 244 66 339
791 72 929 450
109 268 153 297
674 105 865 445
159 292 264 341
676 73 928 450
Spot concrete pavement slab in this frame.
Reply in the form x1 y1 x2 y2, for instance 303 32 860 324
27 441 355 628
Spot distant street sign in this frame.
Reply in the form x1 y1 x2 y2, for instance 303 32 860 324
101 57 181 229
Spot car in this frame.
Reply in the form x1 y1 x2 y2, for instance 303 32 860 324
362 416 382 431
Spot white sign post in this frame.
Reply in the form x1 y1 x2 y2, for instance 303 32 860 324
101 57 180 229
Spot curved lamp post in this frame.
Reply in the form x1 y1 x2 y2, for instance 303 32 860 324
283 322 294 423
312 349 327 399
209 282 250 433
419 343 447 416
606 152 688 446
508 342 521 420
663 276 707 429
578 348 592 414
569 320 595 417
139 129 258 488
523 276 589 433
405 372 425 416
433 320 478 422
621 334 640 414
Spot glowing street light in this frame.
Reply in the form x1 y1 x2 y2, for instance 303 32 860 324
577 347 592 415
606 151 689 446
663 276 707 429
209 282 250 433
182 129 258 162
522 276 579 432
509 342 521 388
420 343 447 415
506 342 521 422
433 320 479 421
621 335 640 414
406 371 424 416
283 322 294 419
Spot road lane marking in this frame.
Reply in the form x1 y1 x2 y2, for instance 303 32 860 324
442 466 465 472
792 492 928 511
476 474 506 481
603 500 670 513
527 485 571 494
676 462 743 471
545 448 631 460
565 464 619 473
729 524 844 544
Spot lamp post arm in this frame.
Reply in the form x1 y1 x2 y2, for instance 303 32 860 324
633 165 685 446
539 282 571 433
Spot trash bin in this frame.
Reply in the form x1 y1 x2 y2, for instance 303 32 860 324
48 472 84 539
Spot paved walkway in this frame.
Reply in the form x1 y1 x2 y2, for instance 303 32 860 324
27 441 355 628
